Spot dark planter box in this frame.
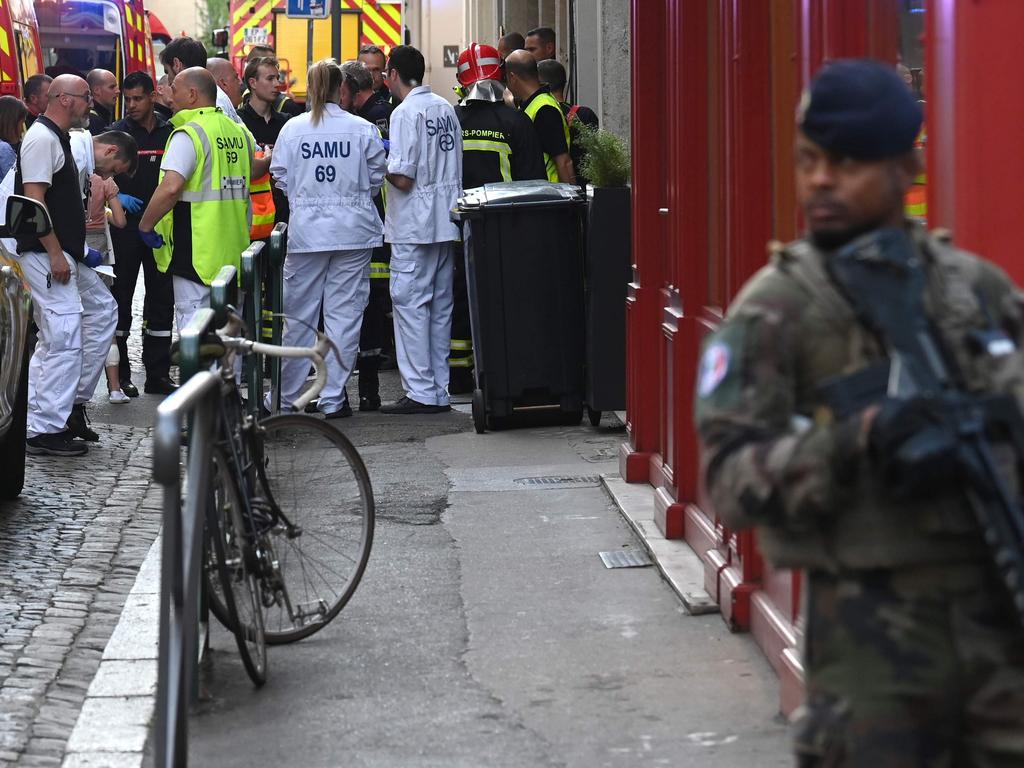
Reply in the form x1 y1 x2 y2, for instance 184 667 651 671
584 185 632 421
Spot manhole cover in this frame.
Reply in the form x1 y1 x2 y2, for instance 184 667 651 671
599 550 653 569
513 475 602 489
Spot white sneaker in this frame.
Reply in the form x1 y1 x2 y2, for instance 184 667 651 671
108 389 130 404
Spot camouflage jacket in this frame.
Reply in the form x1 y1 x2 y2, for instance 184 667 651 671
695 223 1024 571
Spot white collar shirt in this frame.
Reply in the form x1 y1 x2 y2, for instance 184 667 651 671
270 103 388 252
384 85 462 245
217 87 243 124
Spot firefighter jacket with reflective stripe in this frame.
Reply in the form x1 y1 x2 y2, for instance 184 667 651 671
250 149 275 239
270 104 387 253
154 107 253 285
905 122 927 220
522 90 571 183
455 100 547 189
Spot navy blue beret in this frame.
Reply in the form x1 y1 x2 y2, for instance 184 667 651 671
798 59 923 161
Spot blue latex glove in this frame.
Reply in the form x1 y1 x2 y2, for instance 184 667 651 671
381 139 391 153
117 193 144 214
139 229 164 249
84 247 103 268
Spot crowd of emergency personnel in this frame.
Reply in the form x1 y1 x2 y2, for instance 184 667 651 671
8 25 596 456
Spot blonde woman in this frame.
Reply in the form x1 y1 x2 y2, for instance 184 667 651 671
264 59 388 417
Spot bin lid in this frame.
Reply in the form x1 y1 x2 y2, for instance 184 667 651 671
456 180 585 211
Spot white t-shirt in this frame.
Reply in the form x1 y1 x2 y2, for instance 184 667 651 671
69 129 94 201
161 132 198 179
19 120 66 185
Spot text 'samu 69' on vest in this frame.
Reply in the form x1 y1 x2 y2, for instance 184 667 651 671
153 106 253 285
523 91 571 183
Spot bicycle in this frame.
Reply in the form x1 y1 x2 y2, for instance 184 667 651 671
194 309 375 685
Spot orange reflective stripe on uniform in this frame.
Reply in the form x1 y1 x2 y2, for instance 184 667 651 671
250 149 276 239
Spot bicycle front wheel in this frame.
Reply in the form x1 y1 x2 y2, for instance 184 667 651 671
255 414 375 643
206 446 268 684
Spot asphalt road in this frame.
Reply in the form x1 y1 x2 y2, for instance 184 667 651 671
187 381 790 768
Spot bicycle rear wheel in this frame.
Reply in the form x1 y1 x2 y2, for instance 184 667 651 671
255 414 374 643
206 446 268 684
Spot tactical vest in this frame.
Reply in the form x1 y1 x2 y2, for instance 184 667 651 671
736 227 1021 572
154 107 253 285
249 149 275 239
15 116 85 259
523 91 570 183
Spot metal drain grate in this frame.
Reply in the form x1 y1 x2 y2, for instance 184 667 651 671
513 475 601 488
599 550 654 569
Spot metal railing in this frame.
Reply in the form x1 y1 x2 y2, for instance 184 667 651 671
153 307 220 768
152 228 286 766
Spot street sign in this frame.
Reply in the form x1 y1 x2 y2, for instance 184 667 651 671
286 0 328 20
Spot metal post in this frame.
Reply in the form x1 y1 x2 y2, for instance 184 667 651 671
268 223 288 412
331 0 340 61
241 242 266 417
306 18 314 70
154 309 221 768
209 265 238 330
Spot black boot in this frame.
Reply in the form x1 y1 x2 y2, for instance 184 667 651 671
358 354 380 411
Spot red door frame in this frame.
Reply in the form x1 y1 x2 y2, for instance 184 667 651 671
927 0 1024 286
625 0 906 716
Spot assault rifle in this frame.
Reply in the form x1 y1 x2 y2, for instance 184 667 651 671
818 227 1024 623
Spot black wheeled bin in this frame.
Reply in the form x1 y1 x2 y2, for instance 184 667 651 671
452 181 587 433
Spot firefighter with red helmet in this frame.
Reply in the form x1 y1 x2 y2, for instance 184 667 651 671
448 43 546 391
455 44 546 187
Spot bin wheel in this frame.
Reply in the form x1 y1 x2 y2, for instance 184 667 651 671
588 408 602 427
562 409 584 426
472 389 486 434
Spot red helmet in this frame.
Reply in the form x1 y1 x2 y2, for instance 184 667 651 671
457 43 503 87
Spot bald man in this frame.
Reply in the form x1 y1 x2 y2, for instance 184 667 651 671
504 50 574 183
17 73 120 454
86 69 119 134
138 67 255 331
206 57 244 124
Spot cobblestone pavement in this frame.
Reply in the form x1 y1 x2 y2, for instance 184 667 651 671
0 285 162 766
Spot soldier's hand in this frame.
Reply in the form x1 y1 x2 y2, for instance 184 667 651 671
48 251 71 284
868 396 960 498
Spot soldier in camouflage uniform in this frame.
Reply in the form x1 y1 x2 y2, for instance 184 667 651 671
695 59 1024 766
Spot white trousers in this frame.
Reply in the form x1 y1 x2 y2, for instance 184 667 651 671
76 262 118 404
172 275 211 333
19 251 117 437
270 249 370 413
389 242 454 406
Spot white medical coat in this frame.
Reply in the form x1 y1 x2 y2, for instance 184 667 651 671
271 103 388 253
384 86 462 245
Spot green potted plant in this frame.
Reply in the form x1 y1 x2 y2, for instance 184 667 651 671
573 124 632 427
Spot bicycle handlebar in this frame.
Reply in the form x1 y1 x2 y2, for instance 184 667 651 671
217 311 338 413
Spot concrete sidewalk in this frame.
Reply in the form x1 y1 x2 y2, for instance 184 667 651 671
185 410 790 767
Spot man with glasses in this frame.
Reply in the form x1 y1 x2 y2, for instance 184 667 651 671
15 75 121 455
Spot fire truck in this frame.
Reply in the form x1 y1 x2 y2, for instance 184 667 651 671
33 0 156 115
227 0 402 101
0 0 43 97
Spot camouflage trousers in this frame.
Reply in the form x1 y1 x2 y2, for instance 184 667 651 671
794 565 1024 767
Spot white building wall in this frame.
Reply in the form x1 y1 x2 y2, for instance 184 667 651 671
145 0 200 39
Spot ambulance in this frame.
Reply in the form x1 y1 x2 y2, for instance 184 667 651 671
34 0 156 115
0 0 43 97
